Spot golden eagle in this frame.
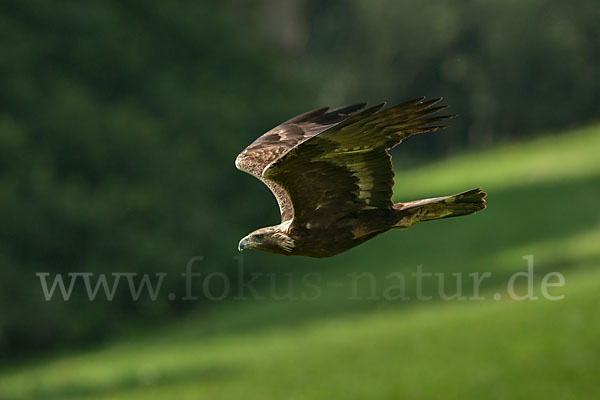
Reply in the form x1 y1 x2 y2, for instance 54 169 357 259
236 97 486 258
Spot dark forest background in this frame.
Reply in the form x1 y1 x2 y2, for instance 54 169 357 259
1 0 599 357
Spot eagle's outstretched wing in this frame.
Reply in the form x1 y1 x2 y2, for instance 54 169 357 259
235 103 367 221
263 97 453 225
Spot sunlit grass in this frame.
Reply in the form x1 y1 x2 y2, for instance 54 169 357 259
393 124 600 198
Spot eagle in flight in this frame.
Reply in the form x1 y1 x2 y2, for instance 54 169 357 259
235 97 486 258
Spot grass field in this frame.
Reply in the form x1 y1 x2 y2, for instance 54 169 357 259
2 125 599 399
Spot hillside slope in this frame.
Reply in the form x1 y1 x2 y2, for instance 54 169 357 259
1 125 599 400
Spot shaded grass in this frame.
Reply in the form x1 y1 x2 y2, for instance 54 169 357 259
1 125 599 399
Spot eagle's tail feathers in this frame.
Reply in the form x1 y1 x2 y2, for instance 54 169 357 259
392 188 486 228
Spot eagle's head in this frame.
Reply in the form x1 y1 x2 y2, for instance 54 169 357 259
238 225 295 254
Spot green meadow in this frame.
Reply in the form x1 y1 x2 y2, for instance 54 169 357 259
2 125 599 400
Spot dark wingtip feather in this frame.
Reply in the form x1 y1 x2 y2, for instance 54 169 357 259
425 105 449 114
372 102 387 111
416 97 444 109
408 96 427 104
328 102 367 115
429 125 448 132
283 106 330 124
312 102 368 124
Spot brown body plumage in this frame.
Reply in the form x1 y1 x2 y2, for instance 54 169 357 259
235 98 486 258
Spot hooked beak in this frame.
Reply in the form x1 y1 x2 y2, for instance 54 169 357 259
238 237 250 252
